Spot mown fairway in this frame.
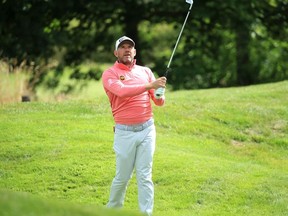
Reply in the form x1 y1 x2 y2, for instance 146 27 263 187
0 81 287 216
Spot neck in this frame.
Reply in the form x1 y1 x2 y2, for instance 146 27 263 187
118 59 135 67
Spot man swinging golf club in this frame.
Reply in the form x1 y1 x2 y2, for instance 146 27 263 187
102 1 194 215
102 36 166 216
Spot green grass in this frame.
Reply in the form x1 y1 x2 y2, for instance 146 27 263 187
0 81 287 216
0 189 143 216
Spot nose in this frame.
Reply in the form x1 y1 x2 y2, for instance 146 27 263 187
124 47 132 51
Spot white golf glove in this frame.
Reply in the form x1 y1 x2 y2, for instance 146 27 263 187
154 87 165 99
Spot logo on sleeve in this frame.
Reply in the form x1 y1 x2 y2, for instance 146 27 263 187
119 75 125 81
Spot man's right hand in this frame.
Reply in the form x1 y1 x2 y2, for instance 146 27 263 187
146 77 167 90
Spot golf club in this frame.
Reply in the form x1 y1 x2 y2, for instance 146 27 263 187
155 0 194 98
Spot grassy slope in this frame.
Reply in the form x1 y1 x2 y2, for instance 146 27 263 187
0 189 143 216
0 81 287 216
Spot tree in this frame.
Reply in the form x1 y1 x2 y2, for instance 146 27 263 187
0 0 287 93
164 0 288 88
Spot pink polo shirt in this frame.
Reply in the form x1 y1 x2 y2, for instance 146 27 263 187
102 60 165 124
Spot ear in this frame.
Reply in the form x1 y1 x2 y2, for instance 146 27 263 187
114 50 118 58
133 48 136 57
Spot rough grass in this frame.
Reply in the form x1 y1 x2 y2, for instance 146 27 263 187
0 63 28 103
0 189 144 216
0 80 287 216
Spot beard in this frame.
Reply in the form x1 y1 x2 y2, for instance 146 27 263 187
118 55 134 65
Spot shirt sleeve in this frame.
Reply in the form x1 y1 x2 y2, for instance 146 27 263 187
102 68 147 98
149 89 165 106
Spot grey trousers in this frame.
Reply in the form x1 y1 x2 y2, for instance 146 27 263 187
107 123 156 216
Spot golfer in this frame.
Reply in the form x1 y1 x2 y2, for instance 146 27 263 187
102 36 166 216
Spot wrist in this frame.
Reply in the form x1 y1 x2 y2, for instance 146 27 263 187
145 83 153 90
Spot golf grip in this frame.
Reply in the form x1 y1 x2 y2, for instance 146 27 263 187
155 67 170 98
155 87 164 97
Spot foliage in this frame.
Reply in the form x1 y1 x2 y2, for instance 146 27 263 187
0 81 287 216
163 0 288 88
0 0 287 93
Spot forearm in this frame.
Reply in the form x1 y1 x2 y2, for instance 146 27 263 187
109 83 147 97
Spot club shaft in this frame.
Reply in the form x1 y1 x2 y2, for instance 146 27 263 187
165 3 193 76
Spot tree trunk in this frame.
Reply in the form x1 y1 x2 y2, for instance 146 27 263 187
123 3 143 65
235 24 254 85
